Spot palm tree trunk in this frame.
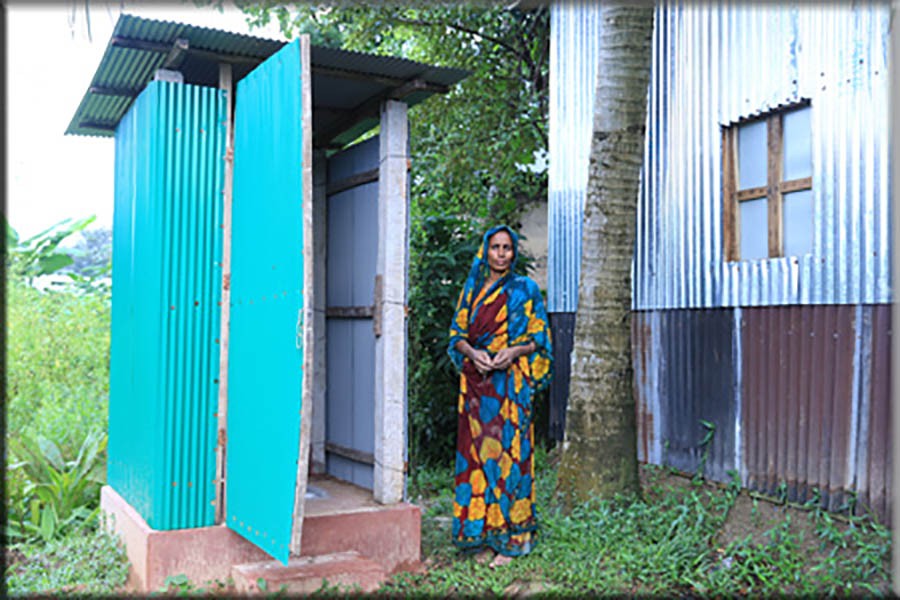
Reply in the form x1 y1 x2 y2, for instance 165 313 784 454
557 2 654 505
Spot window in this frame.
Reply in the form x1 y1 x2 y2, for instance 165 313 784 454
722 103 813 261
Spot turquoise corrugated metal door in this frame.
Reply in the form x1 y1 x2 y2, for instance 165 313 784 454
226 38 308 564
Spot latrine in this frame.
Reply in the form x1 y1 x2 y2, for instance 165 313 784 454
66 14 466 570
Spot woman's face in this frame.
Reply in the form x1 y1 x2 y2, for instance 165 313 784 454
486 230 514 276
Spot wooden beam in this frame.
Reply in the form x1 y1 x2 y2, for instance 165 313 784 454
736 186 768 202
780 176 813 194
312 64 408 88
290 33 316 559
767 114 784 258
110 35 170 53
89 85 141 98
78 121 117 132
214 62 234 526
111 35 265 66
325 441 375 466
314 77 451 147
388 78 449 100
722 127 739 261
325 167 379 196
326 305 374 318
162 38 190 71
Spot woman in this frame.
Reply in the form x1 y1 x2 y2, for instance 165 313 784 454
447 225 553 566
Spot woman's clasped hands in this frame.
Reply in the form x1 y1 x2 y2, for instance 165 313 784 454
470 347 521 375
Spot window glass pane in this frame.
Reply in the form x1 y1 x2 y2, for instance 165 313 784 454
739 197 769 260
738 119 767 189
783 106 812 180
783 189 814 257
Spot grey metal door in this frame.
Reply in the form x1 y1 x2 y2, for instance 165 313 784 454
325 137 379 489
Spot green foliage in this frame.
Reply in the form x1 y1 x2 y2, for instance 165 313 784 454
5 526 130 595
5 216 97 285
393 459 891 596
239 2 549 217
6 430 107 543
407 215 480 468
6 218 113 570
6 279 110 445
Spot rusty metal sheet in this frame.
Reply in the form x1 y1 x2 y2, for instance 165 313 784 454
632 309 738 483
858 304 891 522
742 306 857 511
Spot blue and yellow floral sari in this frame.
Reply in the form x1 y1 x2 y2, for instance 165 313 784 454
447 225 553 557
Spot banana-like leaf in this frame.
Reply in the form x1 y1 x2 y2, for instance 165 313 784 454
39 505 58 543
36 436 66 472
37 253 75 275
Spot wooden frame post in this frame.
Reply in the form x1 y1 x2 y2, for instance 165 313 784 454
290 34 316 556
214 62 234 525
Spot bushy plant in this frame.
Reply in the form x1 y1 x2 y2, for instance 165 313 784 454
407 215 481 469
6 279 110 445
6 216 112 555
7 429 107 544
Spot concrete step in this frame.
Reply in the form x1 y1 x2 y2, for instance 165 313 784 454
231 550 388 595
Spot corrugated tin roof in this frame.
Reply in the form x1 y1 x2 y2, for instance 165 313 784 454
67 14 468 146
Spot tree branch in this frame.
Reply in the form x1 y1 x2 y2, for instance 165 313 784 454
388 15 525 60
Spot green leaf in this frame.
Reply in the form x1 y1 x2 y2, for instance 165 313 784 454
37 436 66 471
257 577 268 591
37 253 75 275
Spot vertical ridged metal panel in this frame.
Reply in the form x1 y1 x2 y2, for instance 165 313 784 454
226 39 306 565
324 138 379 490
632 305 891 521
632 310 738 484
547 1 602 313
109 81 225 530
548 2 892 311
740 305 891 522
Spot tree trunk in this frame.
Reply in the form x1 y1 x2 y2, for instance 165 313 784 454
557 2 654 506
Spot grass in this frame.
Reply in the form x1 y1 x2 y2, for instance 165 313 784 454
5 524 130 595
389 447 892 597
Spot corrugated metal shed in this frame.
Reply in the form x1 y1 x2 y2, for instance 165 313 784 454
548 2 892 311
108 81 225 530
66 14 468 147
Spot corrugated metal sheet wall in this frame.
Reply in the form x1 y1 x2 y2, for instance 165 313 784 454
632 310 738 484
739 305 891 520
632 305 892 522
548 2 892 311
109 81 225 530
547 1 602 313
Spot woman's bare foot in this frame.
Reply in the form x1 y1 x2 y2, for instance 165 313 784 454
489 553 513 568
474 548 494 565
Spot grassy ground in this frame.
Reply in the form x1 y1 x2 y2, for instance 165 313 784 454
384 446 891 597
5 448 890 597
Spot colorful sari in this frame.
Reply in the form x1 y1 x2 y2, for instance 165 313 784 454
447 225 553 557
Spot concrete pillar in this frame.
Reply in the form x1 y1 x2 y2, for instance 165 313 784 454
311 150 328 475
373 100 409 504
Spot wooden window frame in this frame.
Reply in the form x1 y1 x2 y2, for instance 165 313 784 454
722 105 813 262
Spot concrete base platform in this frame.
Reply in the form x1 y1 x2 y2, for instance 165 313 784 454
101 475 421 592
232 551 386 594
